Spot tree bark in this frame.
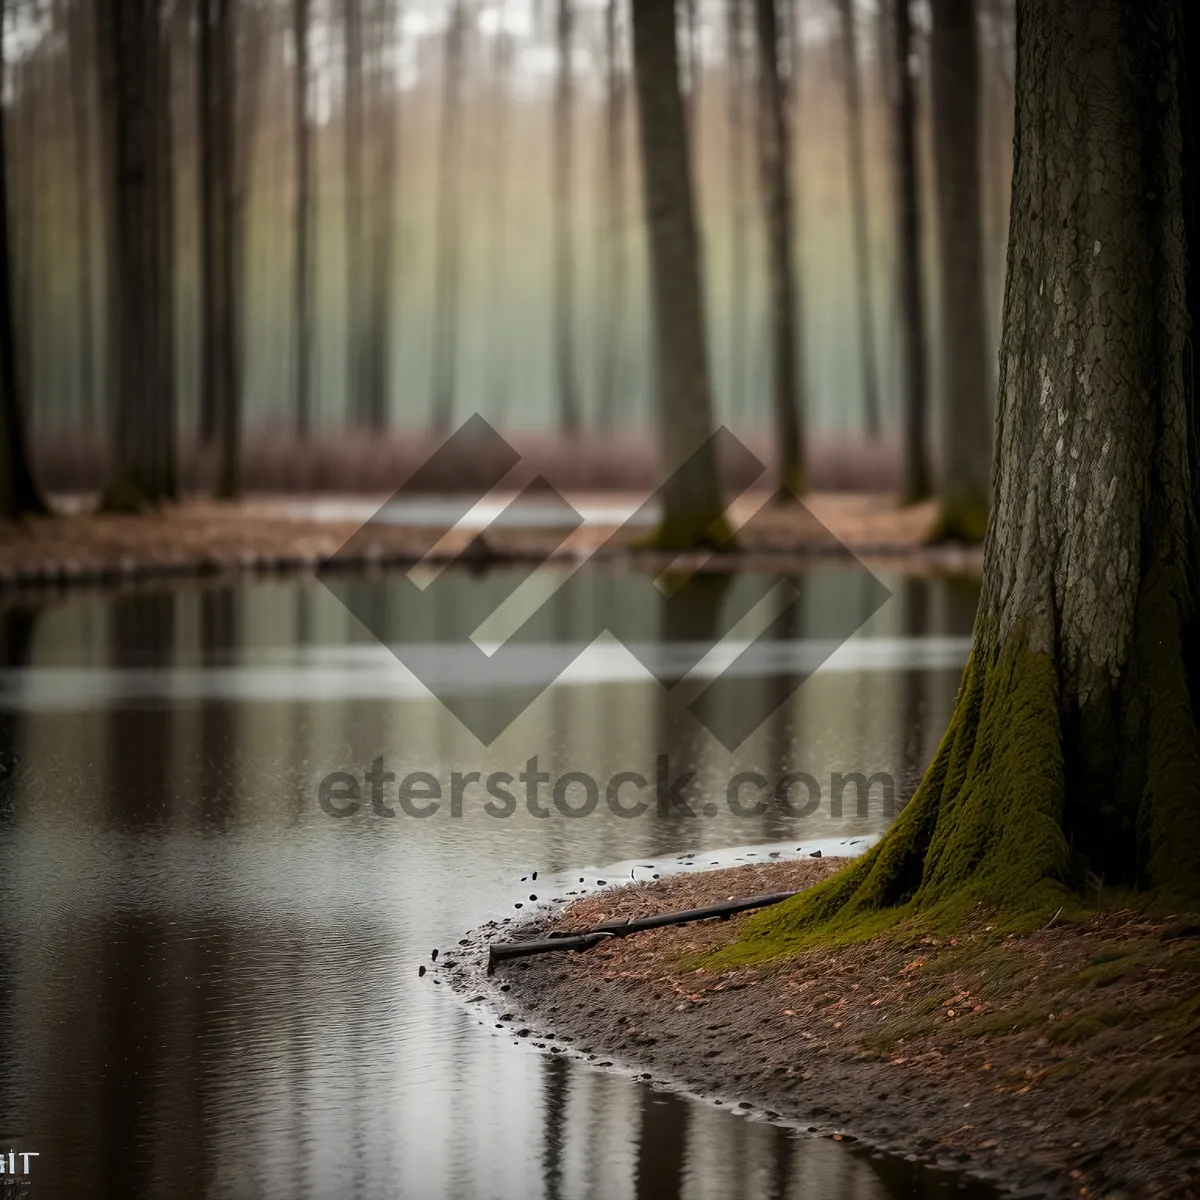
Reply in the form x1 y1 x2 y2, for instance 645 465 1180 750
836 0 882 440
98 0 177 511
486 1 513 423
929 0 992 542
0 0 46 519
553 0 580 435
754 0 805 496
630 0 730 549
893 0 932 503
722 0 1200 955
294 0 313 437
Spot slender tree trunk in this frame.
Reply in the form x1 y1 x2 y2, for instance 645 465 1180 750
553 0 580 434
836 0 882 440
725 0 748 423
343 0 364 427
754 0 805 496
929 0 991 542
294 0 313 437
64 0 97 432
683 0 700 142
893 0 931 503
430 0 464 432
98 0 177 511
360 0 398 432
596 0 627 431
0 1 46 519
487 0 513 422
630 0 730 549
724 0 1200 955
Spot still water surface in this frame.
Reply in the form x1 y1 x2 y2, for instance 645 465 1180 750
0 566 988 1198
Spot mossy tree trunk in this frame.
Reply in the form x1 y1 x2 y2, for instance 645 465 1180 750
929 0 992 544
99 0 178 512
893 0 932 505
726 0 1200 961
0 2 46 520
754 0 806 498
630 0 731 550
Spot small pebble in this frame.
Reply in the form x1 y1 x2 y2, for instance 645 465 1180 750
418 965 426 977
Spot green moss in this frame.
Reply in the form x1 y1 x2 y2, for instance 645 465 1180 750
929 489 990 545
960 1007 1046 1037
706 641 1073 969
1046 1008 1129 1045
862 1011 943 1052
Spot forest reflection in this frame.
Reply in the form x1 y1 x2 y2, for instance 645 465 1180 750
0 566 982 1198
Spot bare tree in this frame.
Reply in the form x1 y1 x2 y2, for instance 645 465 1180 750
595 0 628 431
725 0 749 421
430 0 465 432
929 0 991 541
553 0 580 433
630 0 729 549
0 0 45 518
892 0 931 503
487 0 514 422
836 0 882 439
754 0 805 495
98 0 177 510
293 0 314 437
343 0 364 425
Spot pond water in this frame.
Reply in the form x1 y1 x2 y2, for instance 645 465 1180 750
0 564 991 1199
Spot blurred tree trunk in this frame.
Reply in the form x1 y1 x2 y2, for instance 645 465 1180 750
754 0 805 496
836 0 882 440
554 0 580 434
892 0 931 503
683 0 700 141
344 0 364 426
64 0 96 431
98 0 177 510
630 0 729 549
0 1 45 519
725 0 748 422
596 0 627 431
361 0 398 432
294 0 313 437
430 0 464 432
929 0 991 542
488 1 513 422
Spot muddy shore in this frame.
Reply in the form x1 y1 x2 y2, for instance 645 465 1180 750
446 859 1200 1200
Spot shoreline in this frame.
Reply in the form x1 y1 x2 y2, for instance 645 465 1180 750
0 495 981 594
446 858 1200 1200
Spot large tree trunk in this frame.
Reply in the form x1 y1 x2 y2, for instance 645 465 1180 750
893 0 932 504
929 0 992 543
836 0 882 441
553 0 580 435
99 0 177 511
754 0 805 496
486 1 513 423
293 0 313 438
0 0 45 520
724 0 1200 956
630 0 730 549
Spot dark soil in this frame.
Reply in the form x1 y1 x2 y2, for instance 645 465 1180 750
449 859 1200 1200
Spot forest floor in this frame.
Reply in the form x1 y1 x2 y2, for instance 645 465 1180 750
0 492 979 590
457 860 1200 1200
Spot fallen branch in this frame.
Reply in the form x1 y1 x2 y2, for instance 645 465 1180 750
486 890 797 973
